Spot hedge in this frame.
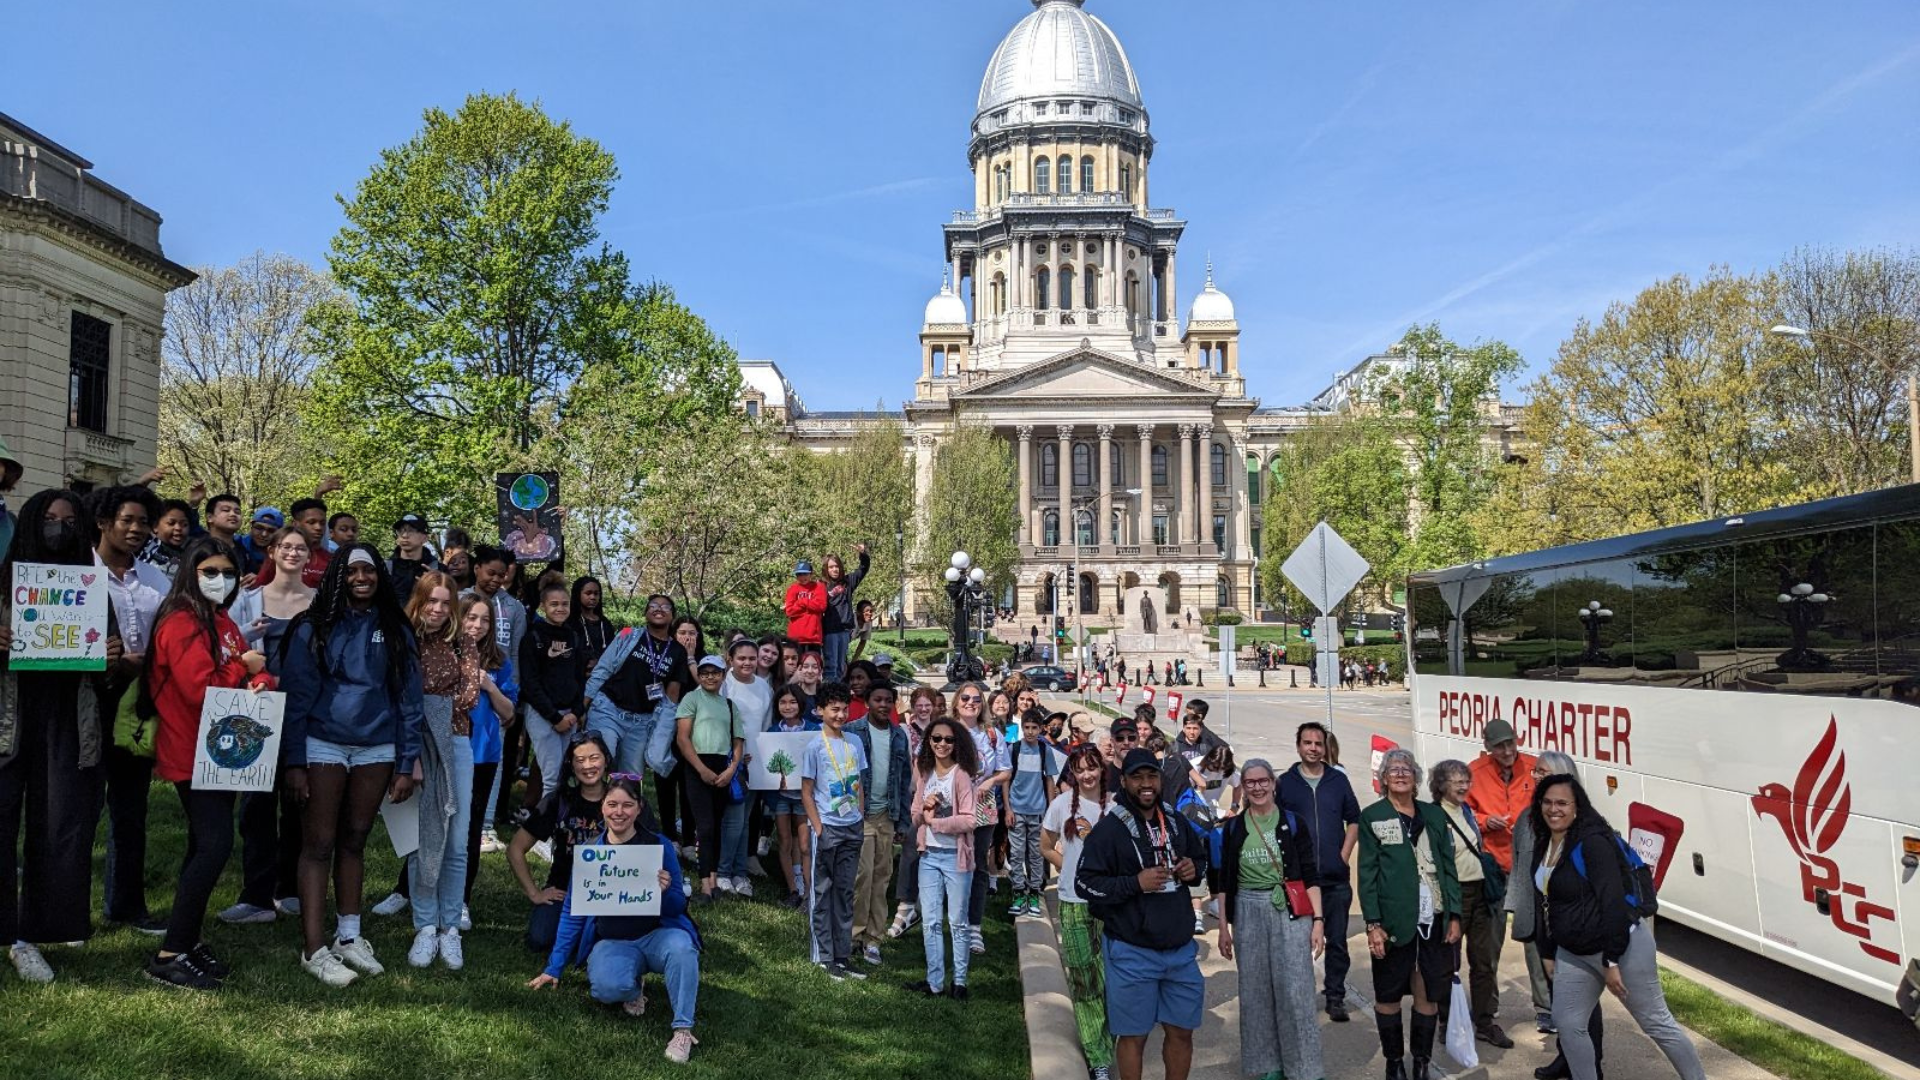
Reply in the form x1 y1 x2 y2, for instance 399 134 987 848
1283 642 1406 681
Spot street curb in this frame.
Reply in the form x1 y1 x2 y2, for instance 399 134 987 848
1657 952 1907 1080
1018 893 1086 1080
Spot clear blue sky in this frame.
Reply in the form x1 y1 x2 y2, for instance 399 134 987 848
13 1 1919 411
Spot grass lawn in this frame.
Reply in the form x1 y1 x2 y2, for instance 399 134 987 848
1660 969 1886 1080
0 785 1028 1080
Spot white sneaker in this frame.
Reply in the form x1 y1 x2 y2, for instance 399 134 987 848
756 835 772 857
9 942 54 983
437 928 464 971
478 829 505 854
863 943 883 966
407 927 439 968
529 840 553 864
371 892 408 917
217 902 277 925
715 876 735 895
332 936 385 976
732 876 753 898
458 905 472 932
301 946 356 988
968 927 985 955
274 896 302 917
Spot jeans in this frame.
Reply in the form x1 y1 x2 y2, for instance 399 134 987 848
585 928 701 1030
1554 926 1704 1080
100 745 154 922
810 820 863 964
918 846 971 991
823 630 852 683
852 809 896 948
718 792 754 879
411 736 473 930
523 707 570 801
1319 880 1353 1005
1009 812 1046 893
526 900 563 953
162 784 237 955
592 704 653 778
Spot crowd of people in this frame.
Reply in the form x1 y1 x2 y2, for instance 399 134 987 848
0 474 1703 1080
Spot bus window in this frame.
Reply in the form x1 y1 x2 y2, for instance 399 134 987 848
1875 519 1920 698
1465 570 1556 679
1734 526 1874 693
1410 584 1449 675
1633 548 1735 687
1553 558 1635 679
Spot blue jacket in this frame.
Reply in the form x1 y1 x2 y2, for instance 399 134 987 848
542 830 702 979
281 610 426 773
846 718 913 835
1277 762 1362 887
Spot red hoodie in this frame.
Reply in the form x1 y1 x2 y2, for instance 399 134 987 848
784 578 827 645
150 608 262 782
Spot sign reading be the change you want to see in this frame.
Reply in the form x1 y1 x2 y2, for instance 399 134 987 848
9 562 110 671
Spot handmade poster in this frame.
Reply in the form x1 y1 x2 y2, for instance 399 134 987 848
570 844 664 916
1370 734 1400 795
380 791 420 858
1164 691 1184 723
749 731 817 792
8 561 110 671
496 471 561 562
192 687 285 792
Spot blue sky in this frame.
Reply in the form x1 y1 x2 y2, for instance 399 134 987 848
13 1 1919 411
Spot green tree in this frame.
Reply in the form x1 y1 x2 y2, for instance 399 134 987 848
917 423 1018 632
1259 414 1409 614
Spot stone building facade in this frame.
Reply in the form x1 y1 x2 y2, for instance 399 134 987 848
1 112 194 498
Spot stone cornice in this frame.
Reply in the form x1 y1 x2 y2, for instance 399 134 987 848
0 194 195 289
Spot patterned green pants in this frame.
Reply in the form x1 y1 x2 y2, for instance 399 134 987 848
1058 901 1115 1068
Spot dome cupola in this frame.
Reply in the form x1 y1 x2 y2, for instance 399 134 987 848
1187 260 1235 324
974 0 1145 135
923 273 969 326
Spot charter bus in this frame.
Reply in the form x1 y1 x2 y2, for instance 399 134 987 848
1406 485 1920 1013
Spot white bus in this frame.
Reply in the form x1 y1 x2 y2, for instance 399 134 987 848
1406 486 1920 1013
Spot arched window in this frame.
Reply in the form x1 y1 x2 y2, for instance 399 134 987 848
1042 510 1060 547
1110 509 1124 545
1071 442 1092 488
1247 453 1262 506
1059 266 1075 310
1035 157 1050 195
1035 267 1050 311
1120 162 1133 197
1151 445 1168 486
1125 273 1140 315
1081 155 1096 194
1213 514 1227 551
1083 266 1098 309
991 273 1006 316
1216 577 1231 609
1110 442 1125 487
1057 155 1073 194
1078 572 1097 610
1210 443 1227 487
1040 443 1058 487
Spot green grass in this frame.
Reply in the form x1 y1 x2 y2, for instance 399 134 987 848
1660 969 1886 1080
0 786 1027 1080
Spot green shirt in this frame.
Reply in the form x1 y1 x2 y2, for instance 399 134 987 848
676 687 744 757
1239 810 1286 891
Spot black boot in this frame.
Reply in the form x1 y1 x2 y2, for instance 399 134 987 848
1533 1050 1571 1080
1378 1010 1406 1080
1409 1010 1437 1080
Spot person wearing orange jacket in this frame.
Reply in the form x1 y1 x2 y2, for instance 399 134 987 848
784 560 827 648
1463 718 1537 876
141 537 270 989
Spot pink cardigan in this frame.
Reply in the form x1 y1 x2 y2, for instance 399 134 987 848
911 763 980 873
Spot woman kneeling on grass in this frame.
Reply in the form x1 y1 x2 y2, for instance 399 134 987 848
530 775 704 1065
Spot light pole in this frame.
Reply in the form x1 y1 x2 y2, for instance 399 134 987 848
896 525 906 646
1575 599 1613 664
1772 323 1919 483
1776 581 1833 671
944 550 988 684
1065 487 1142 683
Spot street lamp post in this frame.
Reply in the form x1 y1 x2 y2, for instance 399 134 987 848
1776 581 1833 670
1772 323 1919 483
944 550 988 685
1575 599 1613 664
896 525 906 646
1064 487 1142 687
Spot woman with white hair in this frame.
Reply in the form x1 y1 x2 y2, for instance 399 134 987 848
1357 748 1461 1080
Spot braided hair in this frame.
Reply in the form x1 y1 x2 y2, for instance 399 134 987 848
299 541 414 701
1062 743 1108 839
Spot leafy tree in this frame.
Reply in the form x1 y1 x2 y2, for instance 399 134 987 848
917 423 1018 631
1259 414 1409 614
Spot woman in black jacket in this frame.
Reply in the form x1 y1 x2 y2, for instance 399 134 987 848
1526 775 1704 1080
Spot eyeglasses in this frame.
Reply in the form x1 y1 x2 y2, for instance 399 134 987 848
1113 732 1137 742
957 694 981 703
1243 777 1275 786
928 735 956 745
608 771 645 783
1384 767 1414 777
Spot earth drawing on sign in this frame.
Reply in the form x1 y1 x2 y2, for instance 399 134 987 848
509 473 550 512
206 714 274 770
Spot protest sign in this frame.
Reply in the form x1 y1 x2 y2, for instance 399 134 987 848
496 472 561 563
8 562 110 671
570 844 665 916
193 687 285 792
748 730 816 792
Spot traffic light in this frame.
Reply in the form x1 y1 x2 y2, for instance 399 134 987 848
1391 613 1404 632
1299 621 1313 641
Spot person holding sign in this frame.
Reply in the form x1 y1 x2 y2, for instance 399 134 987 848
281 544 425 988
1 489 124 984
140 538 268 989
529 775 705 1066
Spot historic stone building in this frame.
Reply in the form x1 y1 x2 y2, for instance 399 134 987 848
755 1 1514 627
1 112 195 499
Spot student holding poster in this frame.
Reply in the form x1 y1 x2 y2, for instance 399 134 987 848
529 775 706 1065
141 537 268 989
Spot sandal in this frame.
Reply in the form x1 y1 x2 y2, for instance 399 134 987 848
621 991 648 1017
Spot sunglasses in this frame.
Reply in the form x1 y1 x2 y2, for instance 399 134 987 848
1113 732 1137 742
608 771 646 783
197 568 237 579
957 695 982 703
928 735 956 745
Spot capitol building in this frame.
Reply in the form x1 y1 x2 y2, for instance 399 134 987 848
741 0 1516 626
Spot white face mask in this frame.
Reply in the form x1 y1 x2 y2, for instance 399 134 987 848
197 570 237 604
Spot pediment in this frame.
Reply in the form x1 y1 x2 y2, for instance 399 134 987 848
954 347 1219 401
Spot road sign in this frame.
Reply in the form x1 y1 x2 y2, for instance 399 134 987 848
1316 650 1341 688
1281 522 1370 615
1217 624 1236 680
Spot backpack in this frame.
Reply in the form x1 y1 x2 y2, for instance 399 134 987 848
1570 832 1659 920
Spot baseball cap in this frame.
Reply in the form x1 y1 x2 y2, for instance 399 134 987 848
1044 710 1070 727
1483 718 1518 747
1068 711 1096 736
697 654 727 672
872 652 895 667
251 507 284 527
1121 748 1161 775
794 560 814 575
394 513 429 534
1110 717 1137 739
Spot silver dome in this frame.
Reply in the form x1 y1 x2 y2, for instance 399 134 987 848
1189 263 1235 324
976 1 1143 117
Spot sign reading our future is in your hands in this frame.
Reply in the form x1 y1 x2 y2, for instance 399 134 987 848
9 562 110 671
570 844 664 916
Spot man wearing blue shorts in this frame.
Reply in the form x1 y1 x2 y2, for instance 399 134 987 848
1077 749 1210 1080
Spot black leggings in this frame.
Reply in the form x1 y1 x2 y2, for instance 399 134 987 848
237 785 302 908
465 762 499 903
684 755 731 878
163 784 237 956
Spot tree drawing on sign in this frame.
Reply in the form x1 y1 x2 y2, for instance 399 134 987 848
768 749 798 790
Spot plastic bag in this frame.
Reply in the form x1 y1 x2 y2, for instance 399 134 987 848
1445 975 1479 1068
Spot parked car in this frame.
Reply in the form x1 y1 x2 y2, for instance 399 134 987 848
1022 665 1077 692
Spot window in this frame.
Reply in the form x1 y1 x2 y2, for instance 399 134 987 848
1040 443 1058 487
1109 442 1125 487
1036 268 1050 311
1035 158 1050 195
1079 573 1096 610
1076 512 1095 548
1213 514 1226 551
1071 442 1092 488
1035 102 1049 116
1210 443 1227 488
1042 510 1060 547
1081 155 1095 194
744 399 760 419
1120 163 1133 196
1110 509 1124 545
1152 515 1169 545
1247 454 1262 506
1151 445 1168 486
1059 266 1075 310
1083 267 1098 309
1057 155 1072 194
1217 578 1231 609
68 311 112 433
1119 109 1135 124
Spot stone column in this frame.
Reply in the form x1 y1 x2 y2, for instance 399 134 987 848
1057 424 1074 549
1176 424 1195 545
1198 424 1214 552
1136 424 1153 546
1166 252 1179 335
1097 423 1113 549
1016 425 1033 545
1228 435 1249 563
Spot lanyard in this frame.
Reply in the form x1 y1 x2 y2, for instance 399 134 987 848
638 632 672 675
1119 802 1175 870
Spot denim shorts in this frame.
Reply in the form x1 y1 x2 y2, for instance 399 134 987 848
305 736 397 770
766 791 806 816
1105 936 1204 1036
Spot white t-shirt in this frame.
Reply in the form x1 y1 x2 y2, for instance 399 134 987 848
721 673 774 734
1041 788 1110 904
922 767 960 850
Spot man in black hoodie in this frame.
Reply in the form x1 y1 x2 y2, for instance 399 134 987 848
386 513 438 605
1077 749 1210 1080
819 542 869 683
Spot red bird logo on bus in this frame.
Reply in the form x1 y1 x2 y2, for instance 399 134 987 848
1750 718 1897 965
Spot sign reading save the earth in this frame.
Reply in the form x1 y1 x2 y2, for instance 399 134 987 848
193 687 286 793
8 562 110 671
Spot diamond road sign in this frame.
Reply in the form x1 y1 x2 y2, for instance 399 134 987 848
1281 522 1370 614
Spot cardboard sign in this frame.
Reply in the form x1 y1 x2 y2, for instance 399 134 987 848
1165 691 1184 723
1370 734 1400 795
748 730 816 792
496 471 561 563
193 687 285 792
8 562 110 671
571 843 665 916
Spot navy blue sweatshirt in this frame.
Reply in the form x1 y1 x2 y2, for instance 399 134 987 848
1278 761 1362 887
281 608 425 773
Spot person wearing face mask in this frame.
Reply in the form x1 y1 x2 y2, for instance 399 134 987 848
0 490 126 983
139 538 269 989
